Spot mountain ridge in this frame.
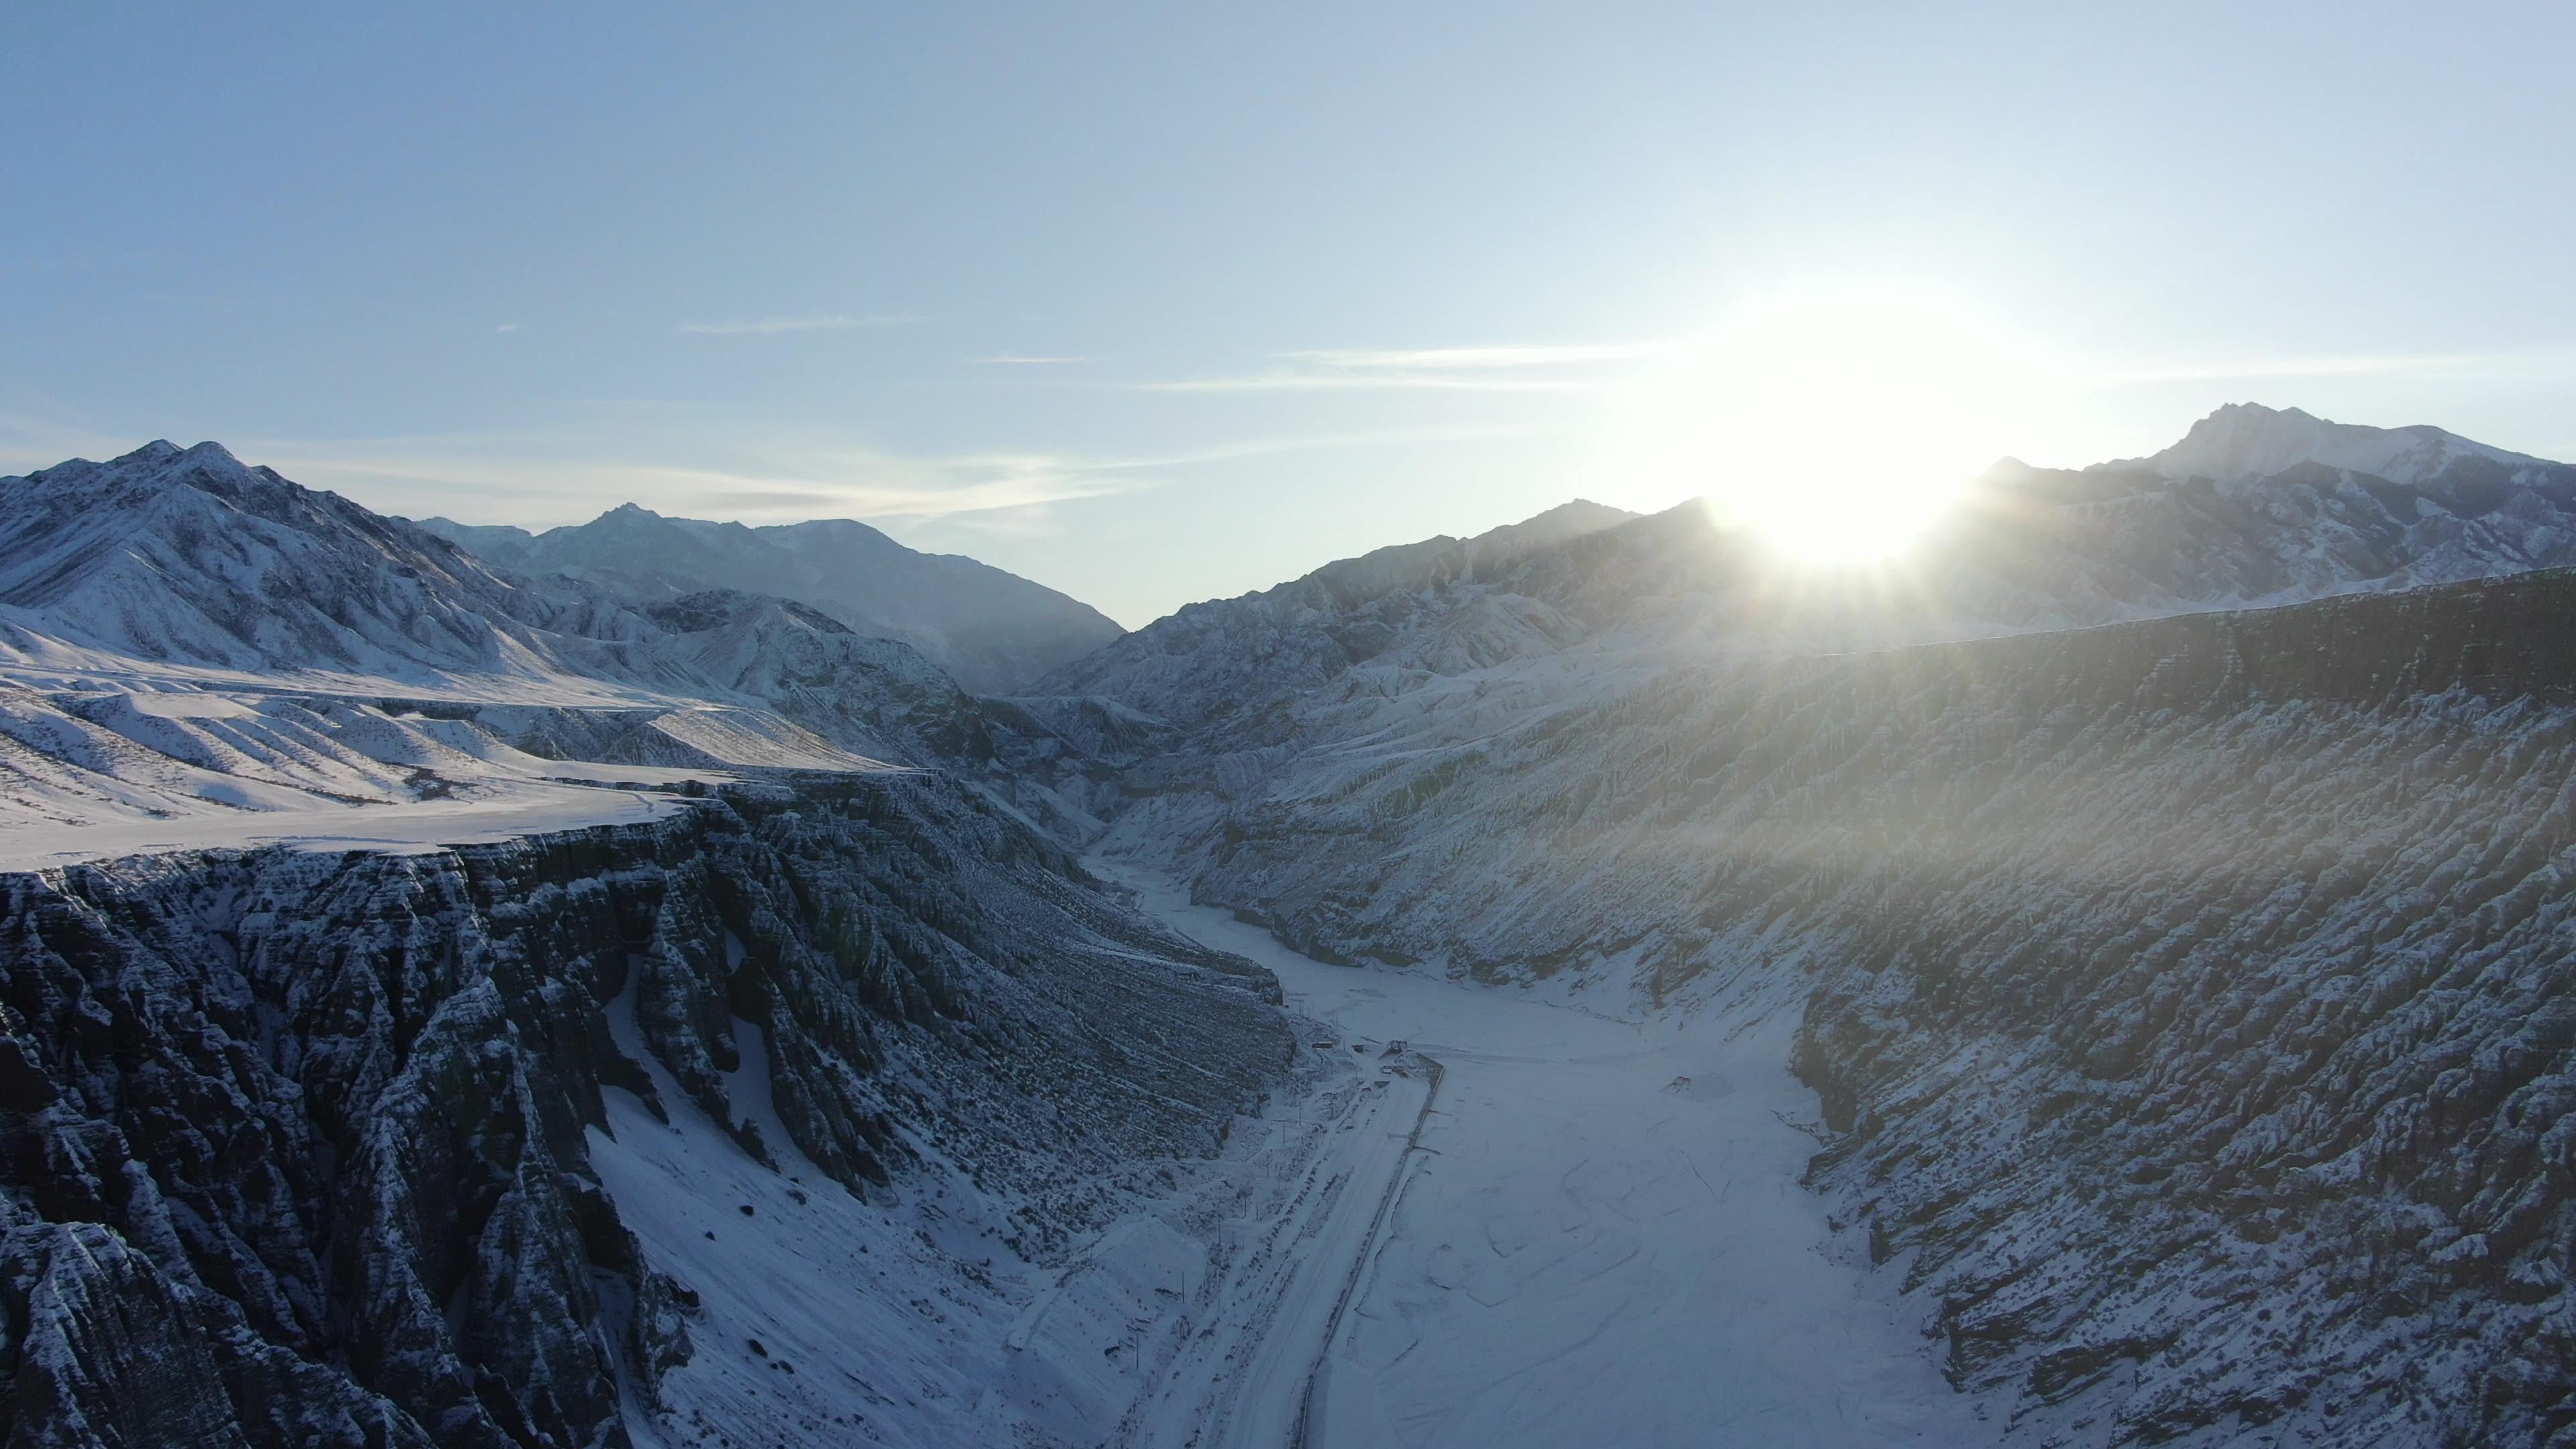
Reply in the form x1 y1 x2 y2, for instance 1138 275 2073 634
416 501 1122 694
1038 403 2576 740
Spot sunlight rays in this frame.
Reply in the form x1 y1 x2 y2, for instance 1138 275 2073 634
1597 280 2053 561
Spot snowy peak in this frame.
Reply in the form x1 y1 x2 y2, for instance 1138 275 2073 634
1466 498 1640 558
1300 498 1642 609
416 516 536 555
0 441 533 673
2110 400 2552 488
423 500 1124 692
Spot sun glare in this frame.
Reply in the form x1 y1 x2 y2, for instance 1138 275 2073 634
1600 281 2047 562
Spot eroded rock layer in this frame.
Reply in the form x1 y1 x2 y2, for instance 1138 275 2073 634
0 773 1287 1447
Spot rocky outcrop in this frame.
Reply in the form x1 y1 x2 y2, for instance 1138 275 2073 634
0 772 1288 1447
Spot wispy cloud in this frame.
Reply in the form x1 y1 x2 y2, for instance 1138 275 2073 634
678 313 908 336
2093 352 2496 385
1282 341 1674 370
1140 372 1606 393
201 421 1534 536
1073 423 1533 472
1138 338 1670 393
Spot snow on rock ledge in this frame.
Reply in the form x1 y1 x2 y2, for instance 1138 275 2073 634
0 771 1290 1447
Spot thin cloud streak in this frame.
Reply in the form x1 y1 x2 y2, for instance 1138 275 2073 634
1140 337 1670 392
2094 352 2496 385
678 313 908 335
1283 341 1675 370
1139 372 1609 393
255 447 1122 523
1073 423 1535 471
219 421 1538 531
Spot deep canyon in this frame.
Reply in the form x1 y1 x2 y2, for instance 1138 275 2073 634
7 406 2576 1446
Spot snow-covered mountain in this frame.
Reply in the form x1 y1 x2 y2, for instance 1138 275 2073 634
1032 498 1639 733
1042 405 2576 745
1939 402 2576 624
1024 405 2576 1444
2 441 564 681
418 503 1124 694
1077 556 2576 1444
14 407 2576 1447
0 443 1112 841
2104 399 2559 490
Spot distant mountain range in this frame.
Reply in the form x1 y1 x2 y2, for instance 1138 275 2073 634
12 404 2567 753
1038 405 2576 1444
1041 402 2576 735
415 504 1121 693
0 440 1097 839
11 402 2576 1446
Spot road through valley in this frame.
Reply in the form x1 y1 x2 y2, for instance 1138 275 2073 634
1101 859 1995 1448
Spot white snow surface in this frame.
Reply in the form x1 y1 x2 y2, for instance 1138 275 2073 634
572 856 1996 1447
1100 859 1993 1448
0 678 751 866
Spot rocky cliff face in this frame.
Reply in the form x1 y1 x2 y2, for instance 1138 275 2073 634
1116 569 2576 1444
0 771 1289 1447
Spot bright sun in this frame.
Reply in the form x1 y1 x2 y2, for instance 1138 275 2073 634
1599 281 2045 561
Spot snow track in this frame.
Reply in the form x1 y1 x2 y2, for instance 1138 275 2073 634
1100 857 1996 1448
1289 1054 1442 1449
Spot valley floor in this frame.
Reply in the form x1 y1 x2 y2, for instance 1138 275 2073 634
559 847 2004 1447
1099 858 1998 1449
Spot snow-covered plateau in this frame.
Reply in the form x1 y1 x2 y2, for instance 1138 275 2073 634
7 402 2576 1447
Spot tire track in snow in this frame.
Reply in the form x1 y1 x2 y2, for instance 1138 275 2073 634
1289 1053 1444 1449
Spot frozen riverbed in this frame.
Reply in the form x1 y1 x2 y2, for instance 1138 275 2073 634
1098 858 1996 1448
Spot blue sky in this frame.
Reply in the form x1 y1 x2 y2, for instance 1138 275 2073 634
7 1 2571 625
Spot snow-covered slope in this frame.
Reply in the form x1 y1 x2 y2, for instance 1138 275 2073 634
1 441 564 680
0 775 1293 1448
1045 407 2576 750
0 443 1113 855
1089 566 2576 1445
1030 498 1638 734
2105 400 2557 490
16 406 2576 1448
419 504 1124 693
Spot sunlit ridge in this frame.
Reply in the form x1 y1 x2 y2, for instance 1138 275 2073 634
1597 280 2049 561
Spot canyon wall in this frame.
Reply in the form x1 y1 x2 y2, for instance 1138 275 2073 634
0 773 1289 1447
1135 570 2576 1445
